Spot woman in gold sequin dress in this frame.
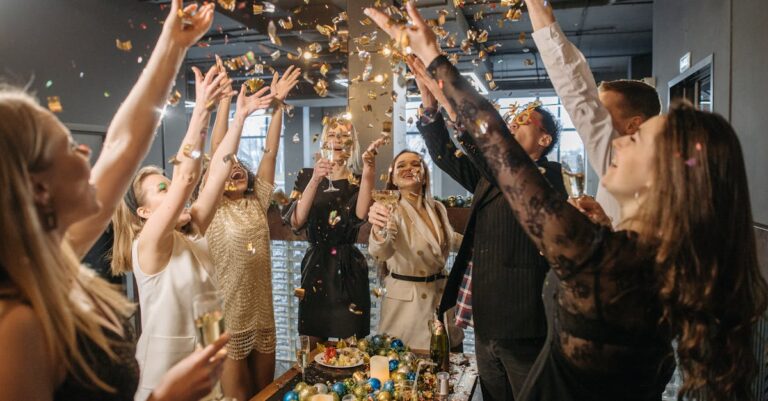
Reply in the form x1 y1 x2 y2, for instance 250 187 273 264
205 67 301 401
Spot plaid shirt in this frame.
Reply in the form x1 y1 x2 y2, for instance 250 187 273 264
455 261 474 329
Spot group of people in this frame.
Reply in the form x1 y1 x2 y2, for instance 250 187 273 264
0 1 766 401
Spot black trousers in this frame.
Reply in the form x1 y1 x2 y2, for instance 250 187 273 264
475 335 545 401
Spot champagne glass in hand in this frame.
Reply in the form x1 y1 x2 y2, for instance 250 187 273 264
561 161 586 199
371 190 401 237
193 291 226 400
296 335 311 381
321 146 339 193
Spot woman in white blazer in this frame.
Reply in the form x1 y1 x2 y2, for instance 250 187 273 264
368 150 463 350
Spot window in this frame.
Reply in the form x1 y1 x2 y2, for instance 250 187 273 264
235 111 286 191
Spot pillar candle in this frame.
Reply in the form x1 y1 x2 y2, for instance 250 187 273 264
370 355 390 382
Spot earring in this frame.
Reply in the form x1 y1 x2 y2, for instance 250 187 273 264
40 203 57 231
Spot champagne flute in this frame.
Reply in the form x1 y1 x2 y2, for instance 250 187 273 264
371 190 401 237
561 161 586 199
296 335 310 381
321 146 339 193
193 292 226 399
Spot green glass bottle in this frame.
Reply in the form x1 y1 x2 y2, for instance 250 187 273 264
429 310 450 371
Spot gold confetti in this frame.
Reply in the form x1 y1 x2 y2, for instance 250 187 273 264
167 155 180 165
379 173 388 182
474 10 484 21
167 89 182 106
312 133 320 143
518 32 527 45
244 78 265 95
524 58 535 66
46 96 62 113
177 9 193 26
314 79 328 97
489 80 498 90
217 0 235 11
316 24 335 37
183 144 202 160
328 210 341 226
485 72 493 82
223 153 239 164
279 17 293 30
267 20 281 45
294 288 305 300
270 50 281 60
252 2 275 14
292 133 301 143
320 63 330 77
363 104 372 112
115 39 132 52
360 18 372 26
477 30 489 43
454 149 464 158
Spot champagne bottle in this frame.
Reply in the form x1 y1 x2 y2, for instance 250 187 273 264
429 310 450 371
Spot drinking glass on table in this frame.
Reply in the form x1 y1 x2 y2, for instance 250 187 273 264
561 160 586 199
371 189 401 237
320 146 339 193
296 335 311 381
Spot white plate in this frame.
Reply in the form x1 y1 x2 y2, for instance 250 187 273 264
314 348 364 369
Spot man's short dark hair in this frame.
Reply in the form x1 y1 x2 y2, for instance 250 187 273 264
599 79 661 119
536 106 560 157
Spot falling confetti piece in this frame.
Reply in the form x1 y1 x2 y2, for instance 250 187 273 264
270 50 281 61
524 58 535 66
246 242 257 255
137 56 143 64
252 1 275 15
115 39 132 52
328 210 341 226
167 155 180 165
45 80 53 88
379 173 388 182
217 0 235 11
103 91 110 98
348 303 363 315
314 79 328 97
454 149 464 158
244 78 265 95
223 153 239 164
158 182 167 191
312 134 320 143
292 133 301 144
685 158 697 167
139 22 147 30
183 144 202 160
47 96 62 113
518 32 527 45
267 20 281 46
372 288 387 298
167 89 182 106
331 247 337 256
79 72 84 78
294 288 305 300
279 17 293 30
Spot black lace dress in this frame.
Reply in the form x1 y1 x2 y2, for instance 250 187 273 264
282 168 371 339
427 55 675 401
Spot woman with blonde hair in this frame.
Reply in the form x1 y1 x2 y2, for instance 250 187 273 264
283 116 385 342
110 65 273 400
368 150 464 350
205 65 300 400
0 1 230 400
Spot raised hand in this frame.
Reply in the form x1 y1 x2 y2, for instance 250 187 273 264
406 56 437 109
271 65 302 101
364 2 441 66
162 0 215 49
406 55 457 120
150 333 229 401
235 85 274 118
311 156 333 183
362 137 388 168
191 65 231 113
568 196 612 228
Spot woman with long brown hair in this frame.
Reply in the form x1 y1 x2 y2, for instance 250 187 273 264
0 1 230 400
367 2 768 401
368 150 463 350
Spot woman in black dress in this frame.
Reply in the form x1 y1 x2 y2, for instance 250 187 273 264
368 3 768 401
284 116 385 340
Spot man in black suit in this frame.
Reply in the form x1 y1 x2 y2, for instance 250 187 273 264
411 61 567 401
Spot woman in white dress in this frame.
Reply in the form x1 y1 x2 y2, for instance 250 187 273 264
368 150 464 350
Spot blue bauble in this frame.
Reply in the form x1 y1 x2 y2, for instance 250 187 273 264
406 372 416 381
388 359 399 371
383 380 396 393
390 339 404 351
331 382 347 396
371 335 384 348
283 390 299 401
368 378 382 391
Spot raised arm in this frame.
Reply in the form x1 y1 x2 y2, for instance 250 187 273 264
67 0 215 257
257 66 301 184
356 138 387 220
366 2 604 279
191 85 274 234
137 66 227 274
209 97 232 157
526 0 616 177
408 55 483 191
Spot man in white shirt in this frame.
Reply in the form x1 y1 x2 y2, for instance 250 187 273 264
530 10 661 226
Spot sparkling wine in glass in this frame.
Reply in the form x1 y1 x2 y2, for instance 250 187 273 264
321 146 339 193
371 190 401 237
296 335 310 381
561 162 586 199
193 292 225 347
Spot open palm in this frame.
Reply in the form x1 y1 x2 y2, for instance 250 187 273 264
271 66 302 101
162 0 215 49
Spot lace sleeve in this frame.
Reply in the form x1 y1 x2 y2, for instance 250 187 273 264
427 55 604 279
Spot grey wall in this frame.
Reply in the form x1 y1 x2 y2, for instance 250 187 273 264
653 0 768 225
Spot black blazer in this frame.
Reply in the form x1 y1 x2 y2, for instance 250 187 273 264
418 112 568 340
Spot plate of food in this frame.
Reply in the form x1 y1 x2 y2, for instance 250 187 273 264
314 346 365 368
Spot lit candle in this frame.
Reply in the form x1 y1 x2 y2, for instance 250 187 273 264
310 395 333 401
370 355 390 382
